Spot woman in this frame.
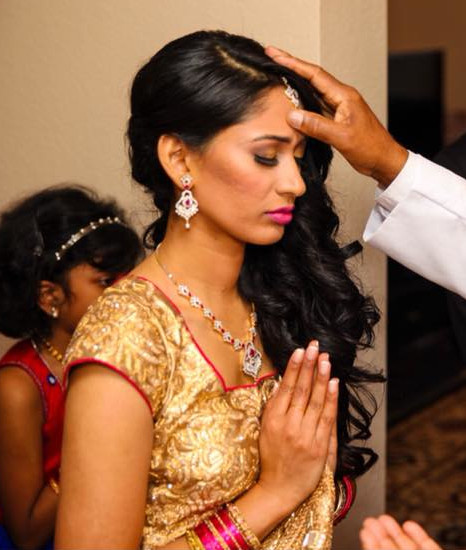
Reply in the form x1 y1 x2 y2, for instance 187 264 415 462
56 31 382 549
0 186 142 549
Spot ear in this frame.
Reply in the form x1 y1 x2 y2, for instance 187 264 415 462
37 280 66 317
157 134 195 190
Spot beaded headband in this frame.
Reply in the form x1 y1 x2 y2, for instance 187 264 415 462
54 216 124 261
281 76 301 108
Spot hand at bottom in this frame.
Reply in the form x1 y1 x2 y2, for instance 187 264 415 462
360 515 442 550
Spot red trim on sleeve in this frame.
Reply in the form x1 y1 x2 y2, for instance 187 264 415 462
65 358 153 416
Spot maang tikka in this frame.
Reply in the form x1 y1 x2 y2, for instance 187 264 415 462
175 173 199 229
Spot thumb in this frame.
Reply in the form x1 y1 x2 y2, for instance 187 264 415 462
288 110 342 147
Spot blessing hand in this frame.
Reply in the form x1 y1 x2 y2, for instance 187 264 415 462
266 46 408 189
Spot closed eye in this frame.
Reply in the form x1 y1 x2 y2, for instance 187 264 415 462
254 154 278 167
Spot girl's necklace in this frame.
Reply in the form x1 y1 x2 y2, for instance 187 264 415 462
154 249 262 380
37 336 65 365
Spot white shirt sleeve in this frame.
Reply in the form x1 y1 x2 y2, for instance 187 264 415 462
363 151 466 298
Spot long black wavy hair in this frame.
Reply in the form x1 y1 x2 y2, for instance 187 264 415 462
127 30 383 479
0 185 143 339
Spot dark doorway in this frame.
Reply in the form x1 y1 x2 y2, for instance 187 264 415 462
387 50 464 425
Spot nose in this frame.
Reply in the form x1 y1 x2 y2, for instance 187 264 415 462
277 158 306 198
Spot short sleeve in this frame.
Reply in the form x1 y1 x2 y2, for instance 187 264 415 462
65 278 179 418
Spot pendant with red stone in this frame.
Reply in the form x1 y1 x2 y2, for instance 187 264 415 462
242 341 262 380
156 243 261 379
175 189 199 229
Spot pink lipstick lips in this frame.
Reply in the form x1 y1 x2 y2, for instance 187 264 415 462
266 205 294 225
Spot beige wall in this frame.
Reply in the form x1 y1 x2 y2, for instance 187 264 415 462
389 0 466 113
320 2 387 547
0 1 387 548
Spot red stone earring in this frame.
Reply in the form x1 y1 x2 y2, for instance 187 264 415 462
175 173 199 229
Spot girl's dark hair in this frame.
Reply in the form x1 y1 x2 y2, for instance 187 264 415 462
0 185 143 339
127 30 383 479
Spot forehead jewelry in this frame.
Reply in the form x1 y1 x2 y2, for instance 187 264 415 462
154 246 262 380
54 216 124 261
281 76 301 108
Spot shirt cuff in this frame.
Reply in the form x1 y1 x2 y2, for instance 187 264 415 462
374 150 418 213
364 151 418 241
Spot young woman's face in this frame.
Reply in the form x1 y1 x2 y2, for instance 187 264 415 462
188 86 307 245
59 263 116 333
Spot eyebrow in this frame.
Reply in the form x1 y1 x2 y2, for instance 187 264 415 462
252 134 291 143
252 134 306 146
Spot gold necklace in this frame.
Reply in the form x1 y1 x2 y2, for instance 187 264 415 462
38 337 65 365
154 248 262 380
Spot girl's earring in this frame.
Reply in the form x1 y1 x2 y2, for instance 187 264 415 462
175 173 199 229
50 306 59 319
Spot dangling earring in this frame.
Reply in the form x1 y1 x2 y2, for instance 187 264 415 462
50 306 59 319
175 173 199 229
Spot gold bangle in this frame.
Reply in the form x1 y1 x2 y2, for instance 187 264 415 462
48 477 59 495
185 529 204 550
226 502 261 550
333 479 347 521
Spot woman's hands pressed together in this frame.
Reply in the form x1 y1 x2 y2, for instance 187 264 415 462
257 341 339 513
199 341 340 544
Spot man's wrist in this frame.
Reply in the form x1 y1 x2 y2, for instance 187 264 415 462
372 142 408 189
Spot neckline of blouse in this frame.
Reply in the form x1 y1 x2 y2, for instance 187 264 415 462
128 275 277 393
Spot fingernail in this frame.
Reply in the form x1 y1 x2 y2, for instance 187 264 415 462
328 378 339 393
292 348 305 365
305 340 319 360
319 360 331 376
288 110 303 128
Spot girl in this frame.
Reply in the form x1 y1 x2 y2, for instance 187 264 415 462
0 186 142 549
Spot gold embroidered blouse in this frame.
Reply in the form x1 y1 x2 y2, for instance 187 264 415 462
66 277 334 549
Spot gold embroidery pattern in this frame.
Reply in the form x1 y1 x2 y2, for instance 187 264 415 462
262 465 335 550
66 278 175 416
66 278 334 548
